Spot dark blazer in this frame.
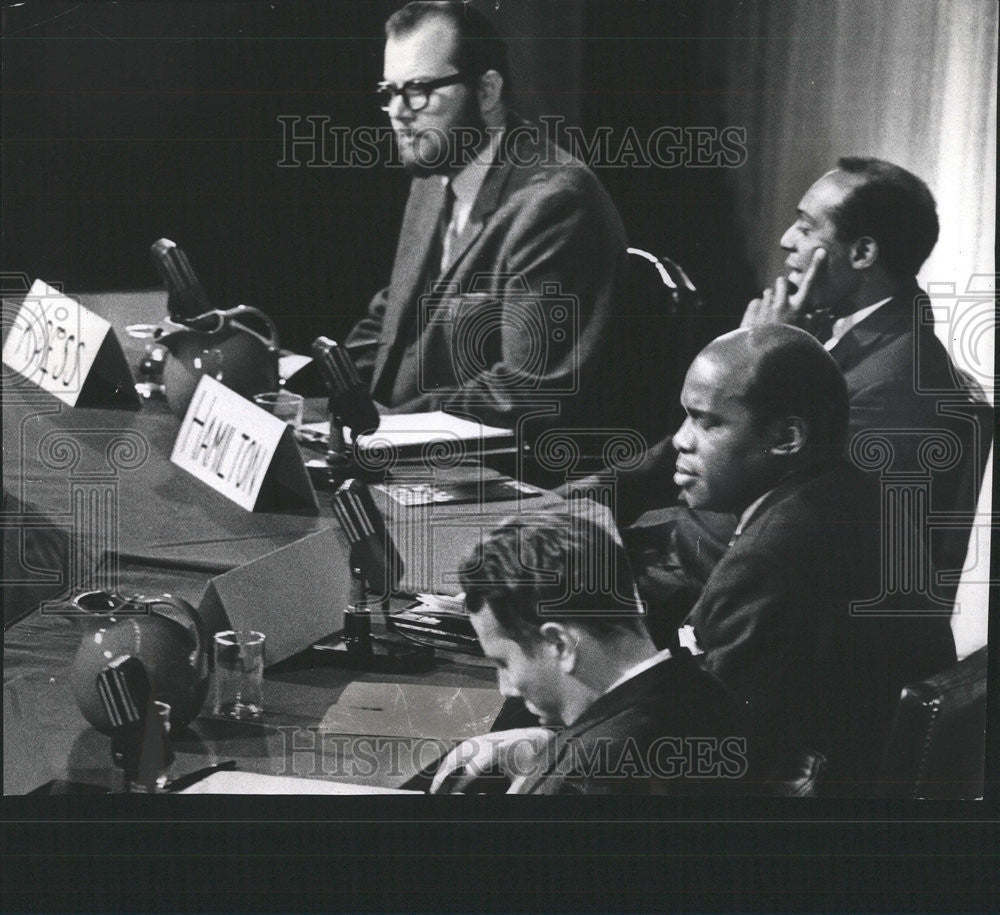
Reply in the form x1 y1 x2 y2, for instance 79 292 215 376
519 649 749 796
344 119 629 430
624 282 990 634
829 282 992 580
686 461 957 795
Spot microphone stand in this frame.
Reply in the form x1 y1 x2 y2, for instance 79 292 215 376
324 403 355 489
314 558 434 671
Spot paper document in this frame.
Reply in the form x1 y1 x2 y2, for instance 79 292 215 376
178 770 421 794
318 682 504 739
300 410 514 454
374 477 542 506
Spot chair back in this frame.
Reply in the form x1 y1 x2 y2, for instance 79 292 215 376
880 646 987 799
603 248 704 443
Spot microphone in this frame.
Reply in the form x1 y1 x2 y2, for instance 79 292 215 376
330 478 403 601
96 655 156 782
96 655 151 732
150 238 214 321
311 336 380 437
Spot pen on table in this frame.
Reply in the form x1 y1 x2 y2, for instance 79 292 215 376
165 759 238 792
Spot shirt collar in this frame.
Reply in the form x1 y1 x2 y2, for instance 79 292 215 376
732 488 774 539
602 647 673 696
824 296 893 351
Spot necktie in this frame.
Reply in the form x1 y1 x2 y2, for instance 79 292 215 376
437 179 457 274
373 180 456 405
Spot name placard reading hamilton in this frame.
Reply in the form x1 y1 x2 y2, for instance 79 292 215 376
171 375 317 513
2 278 139 407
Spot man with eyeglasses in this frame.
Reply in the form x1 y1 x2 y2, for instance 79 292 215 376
344 1 628 432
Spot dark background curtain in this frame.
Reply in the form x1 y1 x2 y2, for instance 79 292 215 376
2 0 757 354
3 0 994 375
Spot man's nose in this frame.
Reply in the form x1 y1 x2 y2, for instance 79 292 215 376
497 672 518 699
672 417 693 453
779 224 797 250
387 93 413 121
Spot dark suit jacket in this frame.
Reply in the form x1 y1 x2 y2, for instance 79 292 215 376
686 461 957 795
519 650 749 796
624 282 991 634
829 282 992 582
344 120 628 430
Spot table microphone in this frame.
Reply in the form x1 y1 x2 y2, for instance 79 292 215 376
326 479 432 668
310 336 380 437
330 478 403 601
96 655 151 733
150 237 214 321
96 655 174 784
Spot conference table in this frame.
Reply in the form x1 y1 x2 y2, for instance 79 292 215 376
3 290 573 795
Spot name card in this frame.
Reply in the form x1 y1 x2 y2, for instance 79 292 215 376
171 375 318 513
197 525 351 664
2 279 139 407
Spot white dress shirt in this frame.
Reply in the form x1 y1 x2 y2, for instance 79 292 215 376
824 296 893 351
439 128 505 271
602 647 674 696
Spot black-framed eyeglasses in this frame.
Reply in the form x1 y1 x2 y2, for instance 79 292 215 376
376 72 471 112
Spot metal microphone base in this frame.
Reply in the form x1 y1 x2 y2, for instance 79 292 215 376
312 629 435 672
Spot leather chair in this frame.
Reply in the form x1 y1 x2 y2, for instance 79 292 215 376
611 247 703 444
537 247 703 497
549 249 703 514
880 646 988 799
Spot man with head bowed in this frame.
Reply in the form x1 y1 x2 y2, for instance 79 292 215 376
429 512 748 796
674 325 956 795
344 1 628 432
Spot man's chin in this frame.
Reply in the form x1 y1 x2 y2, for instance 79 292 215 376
400 156 449 178
526 703 553 725
676 487 700 509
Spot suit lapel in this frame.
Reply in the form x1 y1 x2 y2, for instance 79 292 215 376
828 289 915 373
371 177 448 387
370 122 531 390
439 155 514 276
517 659 681 794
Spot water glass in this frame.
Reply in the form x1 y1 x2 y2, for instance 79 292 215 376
253 390 304 429
212 630 265 719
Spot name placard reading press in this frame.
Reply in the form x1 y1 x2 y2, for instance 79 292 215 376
2 279 139 407
171 375 317 513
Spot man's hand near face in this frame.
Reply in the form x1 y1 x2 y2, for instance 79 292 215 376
741 247 827 330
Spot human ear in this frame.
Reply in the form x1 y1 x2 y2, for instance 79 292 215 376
539 622 578 670
850 236 878 270
477 69 504 115
768 416 808 456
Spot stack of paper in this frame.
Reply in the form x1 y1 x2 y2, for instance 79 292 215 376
300 411 515 459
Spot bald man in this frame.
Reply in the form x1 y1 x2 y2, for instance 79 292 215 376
674 326 956 796
621 158 989 641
